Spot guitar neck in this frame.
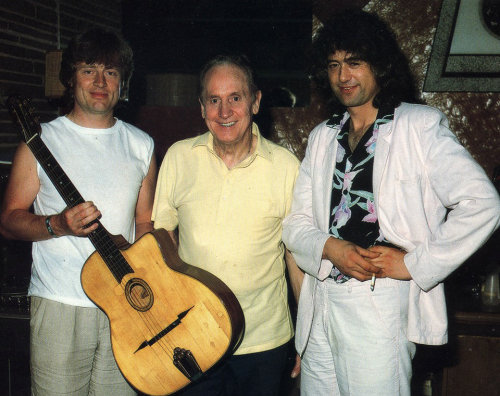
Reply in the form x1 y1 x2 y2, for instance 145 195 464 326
28 134 133 283
28 133 85 209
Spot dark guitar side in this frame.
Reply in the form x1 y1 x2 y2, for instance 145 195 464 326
81 228 244 396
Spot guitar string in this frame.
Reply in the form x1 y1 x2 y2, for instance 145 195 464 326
86 224 182 361
91 229 181 363
91 227 178 357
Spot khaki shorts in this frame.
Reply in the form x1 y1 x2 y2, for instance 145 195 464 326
30 296 136 396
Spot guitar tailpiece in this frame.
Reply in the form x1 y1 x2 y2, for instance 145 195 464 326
173 347 203 381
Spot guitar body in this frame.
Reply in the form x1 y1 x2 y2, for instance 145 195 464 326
81 228 244 395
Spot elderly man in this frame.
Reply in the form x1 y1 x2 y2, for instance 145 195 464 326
152 54 302 396
0 28 156 395
282 9 500 396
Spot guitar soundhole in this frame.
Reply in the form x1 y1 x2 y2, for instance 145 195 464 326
125 278 154 312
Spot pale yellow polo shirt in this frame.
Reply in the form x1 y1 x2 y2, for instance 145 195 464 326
152 123 299 354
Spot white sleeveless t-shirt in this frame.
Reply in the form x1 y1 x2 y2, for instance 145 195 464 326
29 116 154 307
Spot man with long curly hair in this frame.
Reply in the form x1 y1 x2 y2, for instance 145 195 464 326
282 9 500 396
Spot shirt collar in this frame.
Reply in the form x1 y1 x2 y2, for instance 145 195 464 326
326 106 395 130
191 122 274 162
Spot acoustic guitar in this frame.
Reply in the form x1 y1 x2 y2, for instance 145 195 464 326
7 96 245 395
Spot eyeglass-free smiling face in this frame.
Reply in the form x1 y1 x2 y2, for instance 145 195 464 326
327 51 379 111
200 64 261 150
72 62 122 119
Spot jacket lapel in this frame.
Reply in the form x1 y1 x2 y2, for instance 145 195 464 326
373 120 393 208
319 115 347 232
321 134 337 231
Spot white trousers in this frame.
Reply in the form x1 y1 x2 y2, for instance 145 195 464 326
301 277 416 396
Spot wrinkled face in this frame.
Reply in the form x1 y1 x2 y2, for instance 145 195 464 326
327 51 379 110
200 64 261 147
72 62 121 117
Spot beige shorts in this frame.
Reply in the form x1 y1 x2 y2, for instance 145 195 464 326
30 296 136 396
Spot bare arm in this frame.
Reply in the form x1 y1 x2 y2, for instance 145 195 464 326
134 154 157 240
285 249 304 379
166 230 179 250
0 143 100 241
285 249 303 304
322 237 381 281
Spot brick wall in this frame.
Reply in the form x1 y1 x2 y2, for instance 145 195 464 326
0 0 122 161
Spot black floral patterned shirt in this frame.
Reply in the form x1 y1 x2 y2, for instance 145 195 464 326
328 108 394 282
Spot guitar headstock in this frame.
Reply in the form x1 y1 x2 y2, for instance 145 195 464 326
6 95 41 144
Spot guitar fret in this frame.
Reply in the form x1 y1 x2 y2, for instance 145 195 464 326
88 226 133 282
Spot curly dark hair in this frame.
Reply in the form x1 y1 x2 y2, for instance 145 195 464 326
59 28 134 102
198 54 259 103
311 9 419 111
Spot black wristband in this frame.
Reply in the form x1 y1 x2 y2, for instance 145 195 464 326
45 216 57 237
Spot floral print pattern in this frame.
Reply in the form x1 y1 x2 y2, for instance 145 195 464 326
328 110 394 282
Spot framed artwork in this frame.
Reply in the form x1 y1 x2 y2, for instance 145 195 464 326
424 0 500 92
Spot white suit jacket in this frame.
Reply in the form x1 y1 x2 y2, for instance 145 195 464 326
283 103 500 352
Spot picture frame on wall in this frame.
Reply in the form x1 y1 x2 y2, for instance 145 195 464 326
424 0 500 92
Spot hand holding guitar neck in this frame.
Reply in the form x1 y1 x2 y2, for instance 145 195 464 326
48 202 101 237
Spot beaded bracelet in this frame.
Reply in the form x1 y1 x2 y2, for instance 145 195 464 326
45 216 57 237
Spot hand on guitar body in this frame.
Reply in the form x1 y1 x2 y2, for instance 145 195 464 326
48 201 101 237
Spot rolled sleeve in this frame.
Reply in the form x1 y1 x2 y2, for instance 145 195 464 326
152 147 179 231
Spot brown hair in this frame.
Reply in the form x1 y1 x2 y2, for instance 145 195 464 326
60 28 134 102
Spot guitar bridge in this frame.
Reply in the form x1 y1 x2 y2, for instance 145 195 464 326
173 347 202 382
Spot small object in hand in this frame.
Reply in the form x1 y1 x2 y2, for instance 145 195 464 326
370 273 376 291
